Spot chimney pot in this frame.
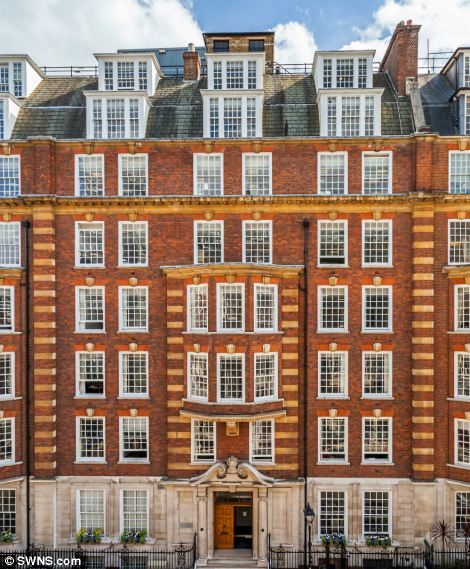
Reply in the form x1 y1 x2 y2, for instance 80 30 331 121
188 43 195 52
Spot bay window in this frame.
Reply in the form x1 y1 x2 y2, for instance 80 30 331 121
217 283 244 332
217 354 244 402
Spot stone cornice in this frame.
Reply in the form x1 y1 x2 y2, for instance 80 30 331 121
0 268 23 279
179 409 287 422
162 263 303 279
443 265 470 279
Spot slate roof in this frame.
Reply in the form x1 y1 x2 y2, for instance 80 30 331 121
11 71 414 140
419 73 458 135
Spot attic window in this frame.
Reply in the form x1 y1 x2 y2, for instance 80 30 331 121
213 40 229 53
465 55 470 88
102 60 149 92
0 101 4 139
249 40 265 52
0 63 23 97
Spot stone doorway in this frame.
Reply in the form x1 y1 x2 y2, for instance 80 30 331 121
214 491 253 551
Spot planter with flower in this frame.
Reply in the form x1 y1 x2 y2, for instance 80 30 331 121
321 533 347 548
365 535 392 549
76 528 102 544
0 529 13 544
120 530 147 545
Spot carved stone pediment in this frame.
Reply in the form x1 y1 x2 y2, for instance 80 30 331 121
190 456 274 487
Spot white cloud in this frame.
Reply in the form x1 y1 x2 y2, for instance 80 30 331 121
272 21 318 64
342 0 470 60
0 0 203 66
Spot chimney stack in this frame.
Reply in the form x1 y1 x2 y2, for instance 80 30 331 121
379 20 421 95
183 43 201 81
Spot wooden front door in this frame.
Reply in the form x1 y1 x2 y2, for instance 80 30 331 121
215 505 234 549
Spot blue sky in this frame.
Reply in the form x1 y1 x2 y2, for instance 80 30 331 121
191 0 384 50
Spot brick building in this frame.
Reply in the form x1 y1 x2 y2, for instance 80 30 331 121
0 19 469 562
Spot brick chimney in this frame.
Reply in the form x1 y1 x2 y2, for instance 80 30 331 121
379 20 421 95
183 43 201 81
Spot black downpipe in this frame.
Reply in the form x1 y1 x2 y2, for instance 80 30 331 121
21 221 31 550
302 219 310 567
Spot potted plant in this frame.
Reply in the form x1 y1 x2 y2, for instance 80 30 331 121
365 535 392 549
0 529 13 544
76 527 102 544
321 532 347 548
120 529 147 545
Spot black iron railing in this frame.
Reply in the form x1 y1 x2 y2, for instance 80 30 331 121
0 537 197 569
268 542 427 569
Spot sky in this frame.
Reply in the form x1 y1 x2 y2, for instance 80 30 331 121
0 0 469 67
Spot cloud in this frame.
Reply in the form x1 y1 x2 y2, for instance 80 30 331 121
342 0 470 60
0 0 203 66
272 21 318 64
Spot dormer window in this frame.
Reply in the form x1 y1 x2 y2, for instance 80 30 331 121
0 62 23 98
465 55 470 87
318 91 382 137
0 95 21 140
85 93 150 139
314 52 374 90
208 58 262 90
96 53 160 96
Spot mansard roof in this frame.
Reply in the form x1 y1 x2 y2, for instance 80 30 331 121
11 70 413 141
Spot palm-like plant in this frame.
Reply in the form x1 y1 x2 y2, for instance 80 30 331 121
430 520 456 550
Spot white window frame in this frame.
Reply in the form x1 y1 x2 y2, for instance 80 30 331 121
0 286 14 333
455 285 470 331
217 353 245 403
318 92 382 137
448 219 470 265
317 152 348 196
361 491 392 540
187 351 209 402
242 153 272 196
362 351 393 398
318 489 348 538
317 220 348 266
455 419 470 467
118 153 148 197
362 220 393 267
193 153 224 196
242 220 273 264
74 154 105 197
362 152 392 195
217 283 245 333
75 221 105 268
249 419 275 465
317 350 348 399
194 220 224 265
75 416 106 464
0 155 20 197
187 284 208 332
119 489 149 535
191 419 216 464
253 283 278 333
455 351 470 400
119 416 149 463
0 222 20 267
455 491 470 534
449 151 470 194
254 352 278 402
118 221 148 267
76 488 106 535
0 352 14 400
362 417 393 464
75 351 106 398
0 418 14 466
118 286 149 333
202 94 263 138
119 351 149 398
362 285 393 332
318 416 348 464
86 96 148 140
75 286 105 333
318 286 348 333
